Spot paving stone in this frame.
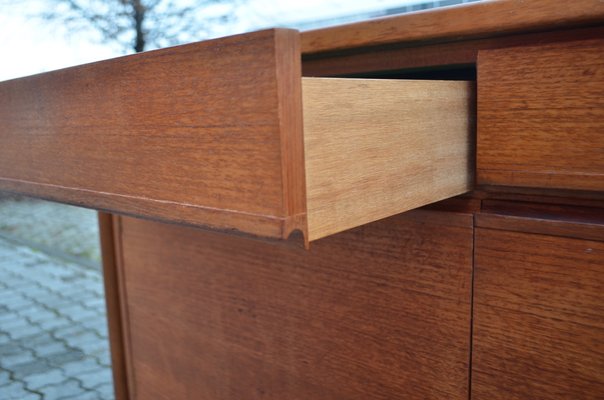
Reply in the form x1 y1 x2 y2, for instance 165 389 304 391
78 367 113 390
0 315 30 331
31 341 69 358
7 324 44 340
34 264 75 279
59 286 103 301
61 357 104 376
76 342 109 359
95 382 116 400
0 314 25 330
20 285 54 301
53 324 90 340
11 359 53 379
0 342 21 356
45 349 86 367
22 367 66 391
15 332 55 348
78 316 109 336
1 294 33 311
11 392 41 400
17 306 58 324
0 380 41 400
60 330 102 351
37 378 83 399
82 297 106 310
63 390 105 400
0 200 113 398
61 304 101 322
37 295 77 311
95 351 112 368
0 279 35 293
0 368 10 384
0 333 11 345
0 199 100 264
0 348 36 369
32 316 72 331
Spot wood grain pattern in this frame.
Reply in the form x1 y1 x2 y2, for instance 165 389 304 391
477 199 604 241
97 212 129 400
473 226 604 399
302 25 604 78
301 0 604 54
302 78 474 240
476 186 604 208
110 214 138 400
114 210 473 399
477 38 604 191
0 29 306 240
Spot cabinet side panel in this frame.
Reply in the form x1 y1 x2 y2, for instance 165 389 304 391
98 212 130 400
0 29 303 239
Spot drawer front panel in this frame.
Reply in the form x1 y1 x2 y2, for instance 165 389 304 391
473 226 604 399
477 38 604 191
116 211 473 399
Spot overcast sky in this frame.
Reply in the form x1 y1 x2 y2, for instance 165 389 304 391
0 0 432 81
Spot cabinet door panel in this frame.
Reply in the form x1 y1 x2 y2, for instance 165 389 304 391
473 227 604 399
113 211 473 399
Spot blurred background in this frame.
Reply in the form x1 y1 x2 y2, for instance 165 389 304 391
0 0 482 80
0 1 481 399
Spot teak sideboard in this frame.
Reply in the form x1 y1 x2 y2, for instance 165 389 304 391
1 1 603 399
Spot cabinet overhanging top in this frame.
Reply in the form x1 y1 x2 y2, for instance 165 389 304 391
301 0 604 54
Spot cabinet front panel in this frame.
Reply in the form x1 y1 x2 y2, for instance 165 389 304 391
115 211 473 400
473 227 604 399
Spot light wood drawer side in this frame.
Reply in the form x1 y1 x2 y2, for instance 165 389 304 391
303 78 474 241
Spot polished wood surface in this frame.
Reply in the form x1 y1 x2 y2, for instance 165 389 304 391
473 225 604 399
303 25 604 78
0 29 306 240
9 1 604 398
477 199 604 242
301 0 604 54
302 77 473 240
98 212 129 400
477 38 604 191
113 211 473 399
0 26 478 243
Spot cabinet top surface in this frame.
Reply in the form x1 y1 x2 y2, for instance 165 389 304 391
301 0 604 54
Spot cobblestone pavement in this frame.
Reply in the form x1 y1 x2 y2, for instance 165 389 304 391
0 198 101 267
0 198 114 399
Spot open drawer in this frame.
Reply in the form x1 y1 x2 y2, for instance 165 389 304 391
0 29 473 243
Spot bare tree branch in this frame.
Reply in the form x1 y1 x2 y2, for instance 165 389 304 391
38 0 243 53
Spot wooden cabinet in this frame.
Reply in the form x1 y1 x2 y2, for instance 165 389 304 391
477 39 604 191
2 1 604 399
473 214 604 399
